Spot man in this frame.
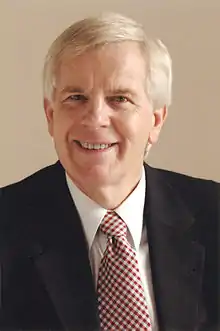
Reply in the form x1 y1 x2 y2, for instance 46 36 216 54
0 12 219 331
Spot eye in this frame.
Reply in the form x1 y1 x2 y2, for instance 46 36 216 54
65 94 87 102
110 96 129 103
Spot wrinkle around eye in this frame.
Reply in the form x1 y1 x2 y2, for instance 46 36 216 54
106 96 137 111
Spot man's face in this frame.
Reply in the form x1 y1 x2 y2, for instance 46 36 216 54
44 42 167 189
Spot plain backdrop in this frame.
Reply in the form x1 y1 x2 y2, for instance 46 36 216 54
0 0 220 186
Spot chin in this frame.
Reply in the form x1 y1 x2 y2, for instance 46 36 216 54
65 156 120 185
83 167 111 182
80 165 119 186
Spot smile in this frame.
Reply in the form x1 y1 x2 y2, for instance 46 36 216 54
74 141 115 150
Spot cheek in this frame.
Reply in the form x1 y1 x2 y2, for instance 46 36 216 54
120 116 150 144
53 112 73 138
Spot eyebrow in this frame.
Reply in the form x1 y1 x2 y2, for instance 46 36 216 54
60 86 85 94
107 88 138 97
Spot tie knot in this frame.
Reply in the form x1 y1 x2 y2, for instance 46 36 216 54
100 211 127 238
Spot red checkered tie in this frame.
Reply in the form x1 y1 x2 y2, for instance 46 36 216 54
97 211 152 330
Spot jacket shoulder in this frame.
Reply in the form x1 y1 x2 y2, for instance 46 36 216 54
0 162 61 234
146 164 219 216
1 162 59 196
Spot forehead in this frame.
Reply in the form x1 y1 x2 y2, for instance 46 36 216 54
55 42 147 90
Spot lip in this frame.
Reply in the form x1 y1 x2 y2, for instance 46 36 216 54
73 140 117 153
74 140 116 145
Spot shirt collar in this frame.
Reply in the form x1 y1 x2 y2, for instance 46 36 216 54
115 168 146 251
65 167 146 251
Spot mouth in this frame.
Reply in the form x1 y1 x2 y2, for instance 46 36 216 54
74 140 117 151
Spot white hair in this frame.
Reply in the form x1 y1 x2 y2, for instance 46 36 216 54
43 12 172 110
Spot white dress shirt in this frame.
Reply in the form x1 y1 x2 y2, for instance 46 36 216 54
66 168 158 330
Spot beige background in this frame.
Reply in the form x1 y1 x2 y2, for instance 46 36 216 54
0 0 220 186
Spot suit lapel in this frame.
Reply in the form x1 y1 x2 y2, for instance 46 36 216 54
144 165 206 331
27 162 99 331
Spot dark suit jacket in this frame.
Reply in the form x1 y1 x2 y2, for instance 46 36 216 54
0 161 219 331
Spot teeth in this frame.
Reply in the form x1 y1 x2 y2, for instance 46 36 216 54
79 142 112 150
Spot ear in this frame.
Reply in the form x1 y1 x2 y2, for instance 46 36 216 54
148 105 168 145
44 98 54 137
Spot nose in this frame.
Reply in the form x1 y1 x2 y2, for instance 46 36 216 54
80 97 111 129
